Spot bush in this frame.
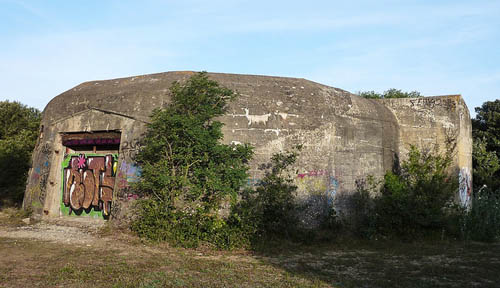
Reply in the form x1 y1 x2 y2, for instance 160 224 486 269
130 72 253 249
230 147 302 242
462 187 500 242
343 177 378 238
374 145 458 238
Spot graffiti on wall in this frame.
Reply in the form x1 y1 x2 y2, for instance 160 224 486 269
62 154 118 216
121 139 143 160
327 176 338 206
296 169 340 207
29 143 52 207
116 160 142 200
297 170 328 179
408 98 457 110
459 167 472 207
246 178 264 187
63 138 120 146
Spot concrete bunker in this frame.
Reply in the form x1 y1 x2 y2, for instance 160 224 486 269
23 71 472 222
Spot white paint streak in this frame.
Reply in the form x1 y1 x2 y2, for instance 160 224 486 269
264 128 281 136
243 108 271 126
277 112 299 120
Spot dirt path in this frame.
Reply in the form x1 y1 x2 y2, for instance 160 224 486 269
0 213 107 246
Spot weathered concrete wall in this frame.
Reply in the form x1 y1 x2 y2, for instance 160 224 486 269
23 71 472 221
380 95 473 206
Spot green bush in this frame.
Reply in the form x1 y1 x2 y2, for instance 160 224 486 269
374 146 458 238
130 72 253 249
344 177 378 238
462 187 500 242
230 147 302 242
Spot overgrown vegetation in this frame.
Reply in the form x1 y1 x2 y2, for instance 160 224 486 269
346 145 459 239
131 73 309 249
465 99 500 241
0 101 41 208
472 99 500 191
358 88 422 99
375 146 458 238
462 186 500 242
131 72 253 249
229 147 303 243
130 78 499 246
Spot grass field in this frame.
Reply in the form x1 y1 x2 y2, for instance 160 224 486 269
0 210 499 287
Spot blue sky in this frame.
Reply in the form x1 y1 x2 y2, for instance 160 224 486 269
1 0 499 116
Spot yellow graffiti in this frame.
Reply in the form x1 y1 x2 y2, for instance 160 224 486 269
296 177 327 195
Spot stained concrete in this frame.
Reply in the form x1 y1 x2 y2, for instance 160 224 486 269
23 71 472 222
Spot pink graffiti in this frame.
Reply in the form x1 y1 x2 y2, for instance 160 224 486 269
77 154 86 169
297 170 329 178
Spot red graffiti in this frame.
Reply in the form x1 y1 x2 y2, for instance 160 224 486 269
297 170 328 178
63 154 116 216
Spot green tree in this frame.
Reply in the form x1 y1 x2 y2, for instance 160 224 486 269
472 100 500 191
0 101 41 207
359 88 422 99
472 138 500 190
131 72 253 248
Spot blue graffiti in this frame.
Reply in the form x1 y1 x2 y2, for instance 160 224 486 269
327 176 338 206
246 178 264 187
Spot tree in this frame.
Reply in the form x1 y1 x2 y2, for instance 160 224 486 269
472 100 500 191
131 72 253 248
0 101 41 207
358 88 422 99
472 138 500 190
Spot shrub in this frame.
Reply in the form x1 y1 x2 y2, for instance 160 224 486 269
130 72 253 249
374 145 458 238
344 177 378 238
462 187 500 242
230 147 302 242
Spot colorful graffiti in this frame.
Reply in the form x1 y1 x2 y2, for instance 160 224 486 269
62 138 120 146
327 176 339 206
297 170 328 179
459 167 472 207
246 178 264 186
62 154 118 216
296 169 339 207
116 160 142 200
29 143 52 207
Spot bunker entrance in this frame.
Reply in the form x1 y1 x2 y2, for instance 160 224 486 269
60 131 121 218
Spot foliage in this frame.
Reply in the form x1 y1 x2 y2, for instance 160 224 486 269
374 145 458 237
0 101 41 207
358 88 422 99
472 100 500 191
130 72 253 249
230 147 302 242
344 176 378 238
462 187 500 242
472 138 500 190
